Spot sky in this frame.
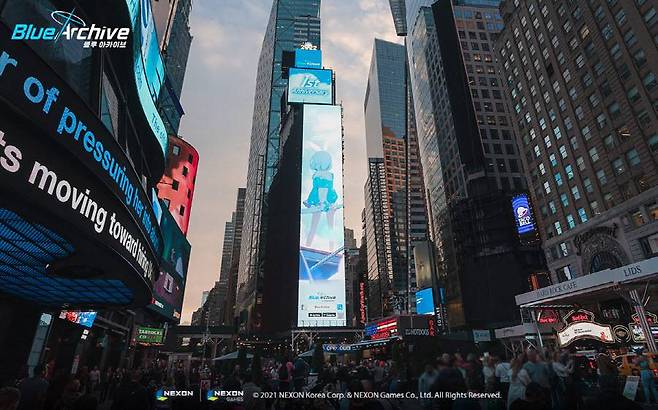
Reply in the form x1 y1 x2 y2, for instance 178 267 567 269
177 0 399 323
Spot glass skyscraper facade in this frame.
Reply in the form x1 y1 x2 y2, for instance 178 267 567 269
237 0 321 333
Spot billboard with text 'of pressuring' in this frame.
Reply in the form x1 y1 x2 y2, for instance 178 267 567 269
298 105 346 327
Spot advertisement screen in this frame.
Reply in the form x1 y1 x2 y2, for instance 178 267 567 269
413 241 434 289
512 194 537 235
295 49 322 69
59 311 97 328
415 288 435 315
298 105 346 327
160 209 190 281
134 326 164 345
288 68 333 105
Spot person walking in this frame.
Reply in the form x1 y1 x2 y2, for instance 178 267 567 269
495 355 511 402
507 355 530 409
418 363 438 409
17 364 49 410
639 355 658 403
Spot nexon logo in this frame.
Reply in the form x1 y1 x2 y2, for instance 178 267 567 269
11 9 129 48
155 389 194 401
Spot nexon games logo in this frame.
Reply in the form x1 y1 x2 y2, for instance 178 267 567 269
207 390 244 402
11 9 129 49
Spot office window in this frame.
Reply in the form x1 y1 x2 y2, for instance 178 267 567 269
539 163 546 175
550 154 558 167
589 147 600 162
555 221 563 235
581 126 592 141
555 173 563 186
591 200 600 215
559 145 568 159
549 201 557 214
544 181 552 194
644 72 657 91
561 193 569 207
576 156 586 171
597 169 607 185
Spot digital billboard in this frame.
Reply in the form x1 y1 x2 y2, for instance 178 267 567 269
413 241 434 289
415 288 435 315
512 194 537 235
59 311 97 328
126 0 168 155
295 49 322 69
160 207 190 281
134 326 165 345
288 68 333 105
298 105 346 327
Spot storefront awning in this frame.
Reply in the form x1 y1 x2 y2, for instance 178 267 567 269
516 256 658 308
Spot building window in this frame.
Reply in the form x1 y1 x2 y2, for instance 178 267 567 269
634 49 647 67
549 201 557 214
179 205 185 216
589 147 600 162
576 156 586 171
556 265 573 282
544 181 552 194
172 145 181 156
182 166 189 177
591 200 600 215
597 169 607 184
555 221 563 235
550 154 558 167
627 149 641 166
561 193 569 207
640 233 658 258
555 173 563 186
649 134 658 153
644 72 657 91
582 126 592 141
566 214 576 229
572 186 581 200
565 165 574 180
584 177 594 193
604 134 616 150
612 157 626 175
596 113 607 129
560 242 570 257
172 180 180 191
578 208 588 223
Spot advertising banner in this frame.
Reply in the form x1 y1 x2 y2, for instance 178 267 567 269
59 311 97 328
134 326 164 345
413 241 434 289
288 68 333 105
415 288 435 315
125 0 168 155
159 208 190 281
295 49 322 69
557 321 614 346
512 194 537 235
298 105 346 327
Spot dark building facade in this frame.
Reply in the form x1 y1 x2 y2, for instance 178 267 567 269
497 0 658 283
237 0 322 334
395 0 547 329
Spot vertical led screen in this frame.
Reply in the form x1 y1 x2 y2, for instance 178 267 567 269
512 194 537 235
298 105 346 327
415 288 435 315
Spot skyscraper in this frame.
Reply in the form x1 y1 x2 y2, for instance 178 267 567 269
363 39 429 318
219 218 236 281
393 0 546 329
497 0 658 282
237 0 321 333
225 188 246 325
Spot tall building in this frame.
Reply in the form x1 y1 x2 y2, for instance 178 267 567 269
224 188 246 326
497 0 658 282
157 0 193 135
237 0 322 333
219 218 236 281
392 0 546 329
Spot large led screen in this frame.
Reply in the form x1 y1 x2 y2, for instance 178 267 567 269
415 288 435 315
298 105 346 327
288 68 333 105
512 194 537 235
295 49 322 69
160 208 190 281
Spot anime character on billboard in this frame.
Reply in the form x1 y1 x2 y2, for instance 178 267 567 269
303 149 339 247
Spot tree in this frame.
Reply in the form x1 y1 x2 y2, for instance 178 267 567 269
311 340 325 373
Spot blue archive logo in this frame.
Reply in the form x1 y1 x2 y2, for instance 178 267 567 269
11 9 129 47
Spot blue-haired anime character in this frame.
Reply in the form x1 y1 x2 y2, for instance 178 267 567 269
303 150 339 248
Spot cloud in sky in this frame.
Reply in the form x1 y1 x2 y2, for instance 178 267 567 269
178 0 398 323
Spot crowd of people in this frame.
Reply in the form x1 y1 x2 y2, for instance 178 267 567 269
2 346 658 410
